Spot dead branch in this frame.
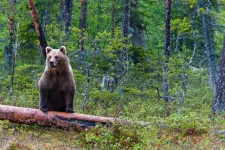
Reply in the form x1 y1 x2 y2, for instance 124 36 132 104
28 0 48 58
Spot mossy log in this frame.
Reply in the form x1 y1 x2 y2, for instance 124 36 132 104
0 105 150 129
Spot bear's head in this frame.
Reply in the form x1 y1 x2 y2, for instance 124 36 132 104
46 46 67 68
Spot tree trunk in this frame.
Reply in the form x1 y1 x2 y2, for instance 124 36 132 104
78 0 87 63
60 0 73 34
111 0 115 38
9 23 19 101
130 0 146 48
163 0 171 102
122 0 130 39
80 0 87 32
4 0 16 71
0 105 150 129
28 0 48 59
131 30 145 48
119 0 130 96
82 67 90 111
212 35 225 113
97 0 101 32
42 7 48 33
199 0 218 96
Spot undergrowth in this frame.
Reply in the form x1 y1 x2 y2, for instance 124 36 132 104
0 64 225 149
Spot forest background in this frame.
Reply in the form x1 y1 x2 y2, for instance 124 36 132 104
1 0 225 149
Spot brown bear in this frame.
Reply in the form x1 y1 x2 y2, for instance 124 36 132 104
38 46 75 113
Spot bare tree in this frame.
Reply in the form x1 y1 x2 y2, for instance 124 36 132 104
60 0 73 34
28 0 48 59
163 0 171 102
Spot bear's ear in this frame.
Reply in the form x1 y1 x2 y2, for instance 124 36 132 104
60 46 66 55
46 46 52 54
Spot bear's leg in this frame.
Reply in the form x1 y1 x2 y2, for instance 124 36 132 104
65 88 75 113
40 88 49 113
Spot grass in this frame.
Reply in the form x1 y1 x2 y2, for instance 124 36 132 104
1 64 225 149
1 118 225 149
1 95 225 149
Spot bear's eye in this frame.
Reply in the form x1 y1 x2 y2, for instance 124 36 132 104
55 56 58 59
49 56 51 59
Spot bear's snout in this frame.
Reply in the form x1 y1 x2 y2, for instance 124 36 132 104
49 61 55 67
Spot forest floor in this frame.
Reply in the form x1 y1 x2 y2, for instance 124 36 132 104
0 121 82 150
1 68 225 149
1 118 225 149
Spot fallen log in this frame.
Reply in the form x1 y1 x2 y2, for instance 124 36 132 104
0 105 150 129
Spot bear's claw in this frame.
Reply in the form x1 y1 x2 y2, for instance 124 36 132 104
40 107 48 113
66 109 74 113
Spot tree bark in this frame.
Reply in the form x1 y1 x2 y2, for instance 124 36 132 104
199 0 218 96
82 67 90 111
80 0 87 30
78 0 87 63
4 0 16 71
0 105 150 129
130 0 146 48
28 0 48 59
119 0 130 96
111 0 115 38
163 0 171 102
212 35 225 113
60 0 73 34
9 23 19 101
122 0 130 39
97 0 101 32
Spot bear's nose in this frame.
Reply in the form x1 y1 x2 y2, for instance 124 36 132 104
49 61 54 66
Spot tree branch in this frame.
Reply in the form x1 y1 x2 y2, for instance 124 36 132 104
28 0 48 58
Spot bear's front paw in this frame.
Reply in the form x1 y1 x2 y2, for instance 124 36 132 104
40 107 48 113
66 109 74 113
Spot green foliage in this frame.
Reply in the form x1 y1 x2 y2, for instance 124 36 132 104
0 0 225 149
6 142 32 150
0 64 42 107
184 0 197 8
164 113 210 136
46 22 67 47
171 17 192 34
76 125 142 149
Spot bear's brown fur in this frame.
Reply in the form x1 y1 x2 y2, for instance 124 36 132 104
38 46 75 113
